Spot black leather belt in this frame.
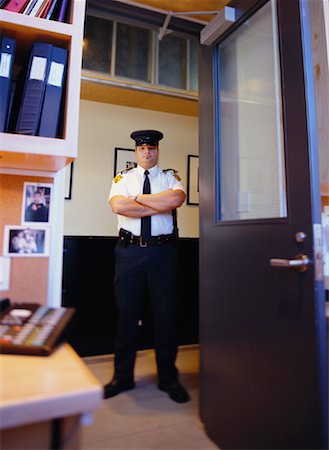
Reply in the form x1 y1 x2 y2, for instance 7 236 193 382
119 229 175 247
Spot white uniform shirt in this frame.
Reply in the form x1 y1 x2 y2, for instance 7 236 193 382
109 165 185 236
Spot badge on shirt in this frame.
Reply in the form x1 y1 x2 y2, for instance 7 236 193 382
114 174 123 183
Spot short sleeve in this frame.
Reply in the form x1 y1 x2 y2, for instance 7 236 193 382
167 171 185 192
108 174 129 200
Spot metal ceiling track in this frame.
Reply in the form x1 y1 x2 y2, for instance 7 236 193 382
158 10 221 40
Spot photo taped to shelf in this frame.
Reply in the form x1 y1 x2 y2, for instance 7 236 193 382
3 225 50 257
22 182 53 225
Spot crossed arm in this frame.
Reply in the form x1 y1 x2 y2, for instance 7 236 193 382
109 189 186 218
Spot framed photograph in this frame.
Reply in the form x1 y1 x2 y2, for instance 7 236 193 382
187 155 199 205
114 147 137 177
64 162 74 200
3 225 50 257
22 182 53 225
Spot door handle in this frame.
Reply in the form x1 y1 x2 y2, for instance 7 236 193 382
270 254 310 272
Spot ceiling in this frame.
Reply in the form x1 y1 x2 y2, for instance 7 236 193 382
116 0 230 23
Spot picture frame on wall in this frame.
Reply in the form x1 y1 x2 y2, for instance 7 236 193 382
187 154 199 205
22 182 53 225
3 225 50 257
114 147 137 177
64 162 74 200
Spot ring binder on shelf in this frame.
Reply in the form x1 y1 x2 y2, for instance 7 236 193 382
38 45 68 138
0 36 16 132
3 0 30 12
16 41 53 136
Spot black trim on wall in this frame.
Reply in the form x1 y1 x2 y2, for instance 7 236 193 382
62 236 199 357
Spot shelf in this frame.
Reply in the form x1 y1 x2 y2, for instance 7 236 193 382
0 150 73 172
0 133 75 171
0 0 86 172
0 9 73 38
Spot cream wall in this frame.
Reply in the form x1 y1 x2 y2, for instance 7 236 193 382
64 100 199 237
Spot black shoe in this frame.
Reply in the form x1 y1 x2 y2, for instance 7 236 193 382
103 379 135 399
158 381 190 403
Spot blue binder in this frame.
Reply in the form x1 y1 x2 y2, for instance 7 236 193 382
0 36 16 132
16 41 52 135
5 79 16 131
38 45 67 138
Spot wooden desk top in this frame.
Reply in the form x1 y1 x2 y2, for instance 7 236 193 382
0 344 102 430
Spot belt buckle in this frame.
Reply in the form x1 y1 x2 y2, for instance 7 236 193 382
139 237 148 247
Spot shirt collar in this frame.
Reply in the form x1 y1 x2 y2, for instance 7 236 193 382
137 165 159 177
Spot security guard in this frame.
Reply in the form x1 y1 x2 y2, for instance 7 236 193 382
104 130 190 403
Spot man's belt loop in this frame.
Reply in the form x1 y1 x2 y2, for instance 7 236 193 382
139 236 148 247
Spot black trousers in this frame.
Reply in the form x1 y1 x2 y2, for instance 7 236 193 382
113 240 179 386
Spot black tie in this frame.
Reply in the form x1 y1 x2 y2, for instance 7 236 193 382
141 170 151 240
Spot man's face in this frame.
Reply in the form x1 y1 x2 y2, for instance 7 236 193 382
135 144 159 169
33 193 42 204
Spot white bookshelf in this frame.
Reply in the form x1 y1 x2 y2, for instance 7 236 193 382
0 0 86 172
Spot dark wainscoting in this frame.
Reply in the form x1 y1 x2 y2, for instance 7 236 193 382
62 236 199 357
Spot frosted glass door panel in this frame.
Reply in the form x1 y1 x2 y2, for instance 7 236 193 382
218 0 287 221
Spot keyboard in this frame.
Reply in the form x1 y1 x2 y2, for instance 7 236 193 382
0 303 75 356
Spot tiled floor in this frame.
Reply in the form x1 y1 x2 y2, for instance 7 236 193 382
81 345 219 450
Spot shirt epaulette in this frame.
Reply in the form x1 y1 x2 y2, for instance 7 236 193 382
163 168 181 181
113 166 134 183
119 166 135 175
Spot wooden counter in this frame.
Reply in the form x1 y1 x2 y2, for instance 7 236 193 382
0 343 102 449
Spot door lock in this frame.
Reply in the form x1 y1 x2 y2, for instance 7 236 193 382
270 254 310 272
295 231 306 243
